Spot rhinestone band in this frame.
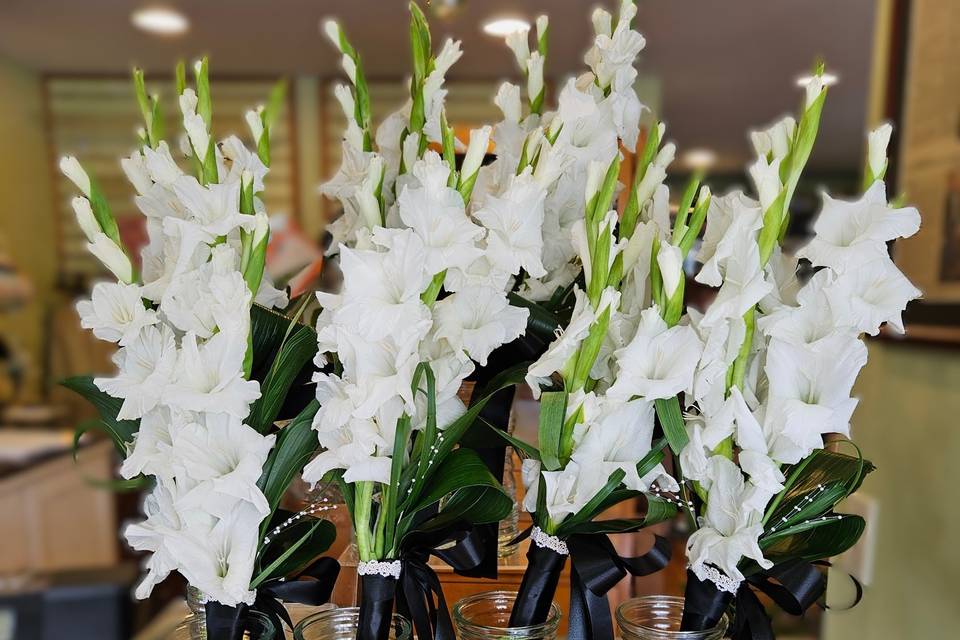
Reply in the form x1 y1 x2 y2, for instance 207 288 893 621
357 559 402 579
691 564 741 594
530 526 569 555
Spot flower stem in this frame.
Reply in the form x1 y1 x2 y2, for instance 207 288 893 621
355 481 375 561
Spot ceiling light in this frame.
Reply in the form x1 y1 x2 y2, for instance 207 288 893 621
681 148 717 170
131 6 189 36
795 72 839 88
482 17 530 37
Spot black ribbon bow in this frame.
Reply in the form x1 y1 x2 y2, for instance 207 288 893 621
205 556 340 640
682 560 829 640
357 522 492 640
509 529 672 640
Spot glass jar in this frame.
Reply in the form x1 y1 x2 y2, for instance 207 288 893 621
617 596 728 640
293 607 412 640
453 591 561 640
169 611 278 640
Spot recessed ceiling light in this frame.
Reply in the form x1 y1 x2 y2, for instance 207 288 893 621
681 148 717 170
131 6 189 36
482 17 530 37
795 72 839 88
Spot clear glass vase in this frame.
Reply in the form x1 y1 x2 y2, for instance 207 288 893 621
453 591 561 640
617 596 729 640
293 607 412 640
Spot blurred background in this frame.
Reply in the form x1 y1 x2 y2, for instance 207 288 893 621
0 0 957 638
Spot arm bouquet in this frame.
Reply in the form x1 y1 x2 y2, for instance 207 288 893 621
61 62 341 638
674 77 921 636
307 4 573 639
480 2 703 637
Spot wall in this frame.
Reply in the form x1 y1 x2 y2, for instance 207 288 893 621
823 341 960 639
0 55 56 402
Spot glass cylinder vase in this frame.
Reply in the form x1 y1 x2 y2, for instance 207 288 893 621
168 612 278 640
617 596 728 640
293 607 412 640
453 591 561 640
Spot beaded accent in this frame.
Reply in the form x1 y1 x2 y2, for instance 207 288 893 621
530 526 569 556
691 564 741 594
357 559 402 579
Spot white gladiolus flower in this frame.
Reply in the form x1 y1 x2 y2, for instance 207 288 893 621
539 459 612 522
120 406 182 481
748 156 782 214
303 417 392 485
60 156 91 196
171 413 275 517
96 324 178 420
323 20 341 49
423 39 463 108
179 89 210 157
657 243 684 299
823 256 921 335
462 126 492 183
162 245 251 339
244 108 264 146
635 143 675 208
122 150 153 196
71 197 101 242
77 281 158 346
607 306 703 402
584 16 645 89
591 8 612 37
87 233 134 284
797 182 921 272
494 82 522 124
505 28 531 68
333 84 364 151
695 191 764 287
433 287 528 366
750 116 796 161
765 334 867 436
536 15 549 40
171 500 262 606
805 74 827 109
329 230 432 342
867 123 892 180
221 136 269 192
124 482 182 599
340 55 357 84
526 288 597 396
700 235 772 327
475 171 548 278
686 457 772 584
172 176 255 239
526 52 545 103
165 331 261 419
143 142 183 187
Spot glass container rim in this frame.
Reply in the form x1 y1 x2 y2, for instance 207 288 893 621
616 595 729 638
453 589 562 633
293 606 413 639
174 609 278 633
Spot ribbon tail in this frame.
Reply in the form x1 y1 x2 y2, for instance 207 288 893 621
731 584 774 640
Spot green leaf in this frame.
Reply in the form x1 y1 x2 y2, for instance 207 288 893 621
257 400 321 536
247 305 318 433
636 437 668 480
476 417 541 461
398 448 512 540
252 517 336 587
764 448 873 528
760 514 865 565
562 496 678 535
654 396 689 454
538 391 567 471
61 376 138 455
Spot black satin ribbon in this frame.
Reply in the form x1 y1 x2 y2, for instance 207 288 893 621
682 560 827 640
566 534 672 640
357 524 490 640
205 556 341 640
509 529 671 640
509 541 569 627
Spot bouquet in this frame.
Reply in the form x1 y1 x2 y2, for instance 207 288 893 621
61 62 341 638
303 4 573 639
674 90 920 636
